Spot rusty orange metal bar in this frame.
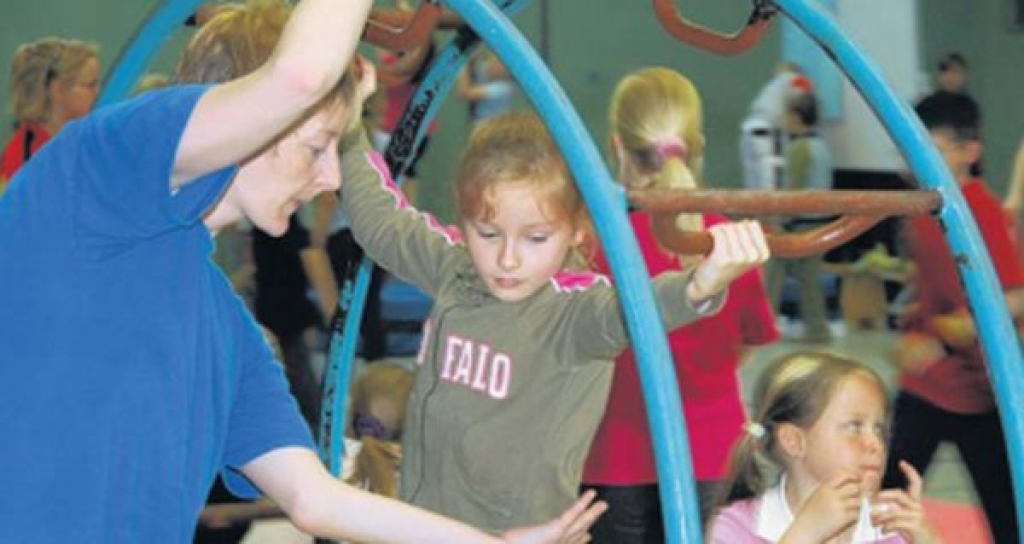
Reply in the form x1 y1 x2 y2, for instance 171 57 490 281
652 0 777 56
631 189 941 257
651 214 883 258
629 189 941 216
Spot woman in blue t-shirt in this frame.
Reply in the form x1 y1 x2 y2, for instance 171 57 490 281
0 1 603 543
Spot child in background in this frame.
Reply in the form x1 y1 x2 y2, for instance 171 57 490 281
738 62 812 192
581 67 779 542
883 91 1024 543
371 0 438 206
0 37 99 193
766 89 834 343
340 60 770 532
458 48 518 125
214 361 417 544
345 360 415 498
709 351 939 543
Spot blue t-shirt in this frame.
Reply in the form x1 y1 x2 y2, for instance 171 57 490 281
0 86 313 542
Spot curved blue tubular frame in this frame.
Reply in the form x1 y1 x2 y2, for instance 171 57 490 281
777 0 1024 528
442 0 704 542
317 0 533 473
97 0 204 107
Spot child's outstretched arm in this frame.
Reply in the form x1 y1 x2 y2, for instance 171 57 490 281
871 461 941 544
243 447 606 543
686 220 771 304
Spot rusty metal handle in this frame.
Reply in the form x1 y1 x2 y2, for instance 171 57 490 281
652 215 884 258
631 188 941 258
364 1 443 51
628 189 942 216
652 0 777 56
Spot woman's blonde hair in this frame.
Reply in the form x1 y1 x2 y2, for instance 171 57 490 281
173 0 356 114
8 38 98 124
718 351 889 506
346 361 414 498
455 111 594 268
609 67 705 234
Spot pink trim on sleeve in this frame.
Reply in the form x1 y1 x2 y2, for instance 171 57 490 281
366 151 463 246
550 271 611 293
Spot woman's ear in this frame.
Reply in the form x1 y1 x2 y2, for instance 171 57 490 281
776 422 806 459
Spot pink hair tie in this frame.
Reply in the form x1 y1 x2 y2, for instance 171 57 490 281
655 137 688 162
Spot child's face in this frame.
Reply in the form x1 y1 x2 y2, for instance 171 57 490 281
52 57 100 123
799 373 888 495
930 128 980 182
213 101 347 235
938 65 967 93
464 181 583 302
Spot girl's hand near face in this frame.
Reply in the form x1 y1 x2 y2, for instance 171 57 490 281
687 220 770 303
871 461 941 544
781 472 862 544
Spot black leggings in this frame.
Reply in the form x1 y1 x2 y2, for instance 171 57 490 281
882 391 1019 543
580 481 722 544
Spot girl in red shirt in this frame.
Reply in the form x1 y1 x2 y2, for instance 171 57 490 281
581 67 780 542
0 38 99 193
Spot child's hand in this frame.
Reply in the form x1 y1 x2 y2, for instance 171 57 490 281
783 472 861 544
687 220 770 302
500 490 607 544
871 461 941 544
891 332 945 376
929 308 976 349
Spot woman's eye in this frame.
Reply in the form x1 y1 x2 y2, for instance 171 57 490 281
528 233 551 243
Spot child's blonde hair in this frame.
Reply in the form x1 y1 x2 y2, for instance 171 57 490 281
134 73 171 96
173 0 357 119
346 361 414 498
455 111 594 268
720 351 889 505
609 67 704 234
8 38 98 124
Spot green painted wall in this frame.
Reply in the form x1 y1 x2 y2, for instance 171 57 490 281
920 0 1024 195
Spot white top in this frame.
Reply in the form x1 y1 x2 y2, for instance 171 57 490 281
755 474 891 543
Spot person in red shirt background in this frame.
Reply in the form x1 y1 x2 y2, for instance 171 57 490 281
580 67 780 543
884 91 1024 544
0 37 99 195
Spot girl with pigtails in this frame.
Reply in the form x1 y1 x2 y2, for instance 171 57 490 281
708 351 940 543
